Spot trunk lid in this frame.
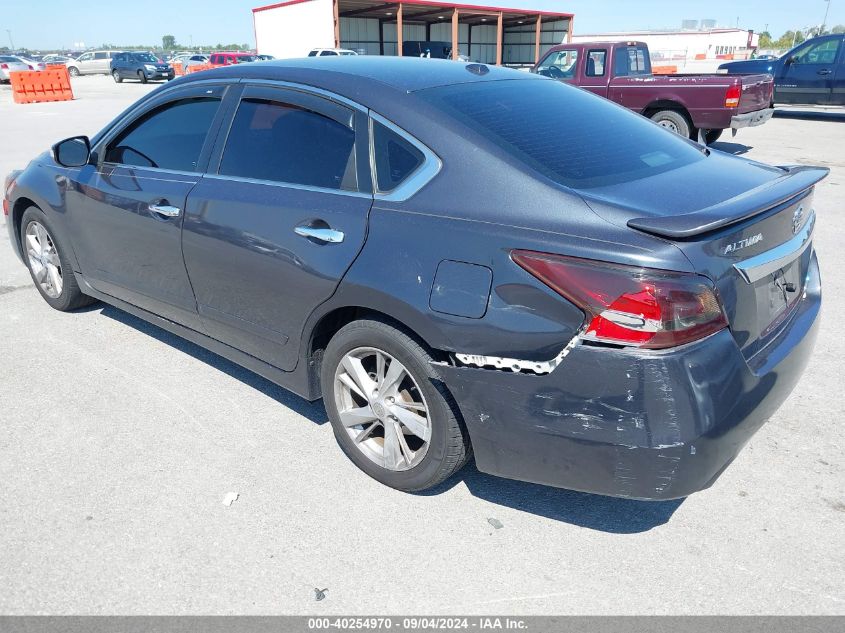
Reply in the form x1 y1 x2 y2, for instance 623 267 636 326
582 158 827 361
737 74 774 114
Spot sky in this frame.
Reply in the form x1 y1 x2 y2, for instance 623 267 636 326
2 0 843 50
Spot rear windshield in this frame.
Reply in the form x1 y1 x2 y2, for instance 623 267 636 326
418 78 704 189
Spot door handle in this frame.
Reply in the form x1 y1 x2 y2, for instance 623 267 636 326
817 69 832 75
148 203 181 217
294 225 345 243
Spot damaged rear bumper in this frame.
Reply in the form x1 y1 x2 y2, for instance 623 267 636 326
437 258 821 500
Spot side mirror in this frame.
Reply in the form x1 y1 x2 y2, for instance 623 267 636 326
785 55 796 65
52 136 91 167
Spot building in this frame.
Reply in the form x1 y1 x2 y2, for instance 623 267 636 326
253 0 573 66
572 27 759 67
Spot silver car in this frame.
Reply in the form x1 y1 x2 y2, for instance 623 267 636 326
0 56 35 82
66 51 117 76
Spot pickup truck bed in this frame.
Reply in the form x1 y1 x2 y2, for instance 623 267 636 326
533 41 775 144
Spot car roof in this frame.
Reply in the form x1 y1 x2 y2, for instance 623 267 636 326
177 56 537 93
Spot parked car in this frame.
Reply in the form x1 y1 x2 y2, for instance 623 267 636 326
41 54 75 65
256 54 275 61
720 34 845 105
208 52 257 66
0 55 31 82
534 41 775 144
110 51 174 83
66 50 118 76
4 58 825 499
17 57 47 71
180 54 209 73
307 48 357 57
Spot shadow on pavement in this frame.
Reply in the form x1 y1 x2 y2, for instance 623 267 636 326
773 108 845 122
97 303 684 532
99 304 328 424
421 463 684 533
710 141 752 155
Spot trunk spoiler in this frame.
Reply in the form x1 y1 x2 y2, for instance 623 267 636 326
627 165 829 239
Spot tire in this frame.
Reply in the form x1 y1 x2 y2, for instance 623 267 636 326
704 129 723 145
321 318 471 492
20 207 97 312
138 70 147 84
650 109 691 139
112 69 122 83
67 66 79 77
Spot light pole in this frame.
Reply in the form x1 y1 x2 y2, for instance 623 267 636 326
5 29 14 51
820 0 831 35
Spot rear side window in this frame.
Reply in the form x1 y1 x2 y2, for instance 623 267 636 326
372 121 424 192
614 46 650 76
104 97 220 171
419 79 704 190
586 50 606 76
219 98 357 191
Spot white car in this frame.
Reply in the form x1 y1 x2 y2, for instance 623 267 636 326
0 55 42 82
66 51 118 76
307 48 358 57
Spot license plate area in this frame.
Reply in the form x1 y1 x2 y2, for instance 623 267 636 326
756 256 805 338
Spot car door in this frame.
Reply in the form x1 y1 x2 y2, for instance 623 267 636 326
181 84 373 371
778 37 841 104
75 52 94 74
832 38 845 105
579 48 610 97
65 83 230 328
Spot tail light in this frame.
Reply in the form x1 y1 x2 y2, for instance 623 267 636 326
0 63 8 69
725 84 741 108
512 250 728 349
3 173 18 217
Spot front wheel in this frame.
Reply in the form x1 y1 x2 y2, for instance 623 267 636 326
20 207 97 311
67 66 80 77
137 70 147 84
321 318 471 492
650 109 691 139
112 69 122 83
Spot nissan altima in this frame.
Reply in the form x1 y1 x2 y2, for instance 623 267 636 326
4 57 825 499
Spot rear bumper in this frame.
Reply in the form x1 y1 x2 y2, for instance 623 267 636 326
437 253 821 500
732 107 775 129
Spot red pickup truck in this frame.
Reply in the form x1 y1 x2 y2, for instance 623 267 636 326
532 41 774 144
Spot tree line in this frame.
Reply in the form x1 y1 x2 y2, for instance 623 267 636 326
758 24 845 49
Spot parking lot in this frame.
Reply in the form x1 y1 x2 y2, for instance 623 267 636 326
0 75 843 615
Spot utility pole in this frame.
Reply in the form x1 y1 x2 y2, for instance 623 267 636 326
820 0 831 34
5 29 14 51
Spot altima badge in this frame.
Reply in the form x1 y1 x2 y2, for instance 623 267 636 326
792 206 804 235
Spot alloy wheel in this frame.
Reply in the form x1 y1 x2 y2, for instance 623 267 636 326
333 347 431 471
25 222 63 298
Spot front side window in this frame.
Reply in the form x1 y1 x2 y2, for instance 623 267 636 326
537 49 579 79
586 50 607 77
219 98 357 191
78 53 93 61
308 50 318 57
793 39 840 64
104 97 220 171
372 121 424 192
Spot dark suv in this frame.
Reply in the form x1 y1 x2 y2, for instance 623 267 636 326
110 52 174 84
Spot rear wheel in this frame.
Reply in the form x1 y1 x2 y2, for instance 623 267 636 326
650 109 691 139
321 318 471 492
137 70 147 84
704 129 723 145
112 69 122 83
20 207 96 311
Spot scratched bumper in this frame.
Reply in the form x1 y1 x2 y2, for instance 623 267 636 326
731 107 775 129
437 259 820 499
